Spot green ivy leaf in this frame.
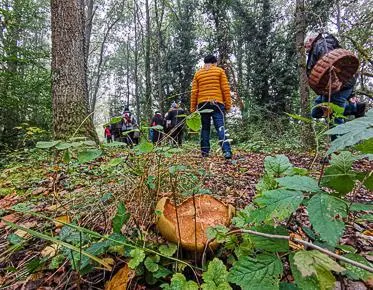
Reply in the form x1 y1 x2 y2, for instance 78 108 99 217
325 109 373 154
112 202 130 234
202 258 232 290
341 253 373 281
36 140 60 149
128 248 146 269
144 255 160 272
159 243 177 257
186 112 201 131
264 154 293 177
77 149 102 163
308 194 348 246
161 273 199 290
293 251 344 290
228 253 283 290
276 176 321 193
252 189 303 223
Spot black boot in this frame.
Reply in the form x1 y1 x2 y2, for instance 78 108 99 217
355 102 366 118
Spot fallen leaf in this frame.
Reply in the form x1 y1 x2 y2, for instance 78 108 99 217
0 213 20 228
14 229 31 239
362 230 373 236
105 264 134 290
41 244 59 258
289 232 304 250
54 215 71 228
31 187 47 195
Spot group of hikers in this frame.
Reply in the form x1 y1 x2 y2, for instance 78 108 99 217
104 32 368 160
104 102 186 147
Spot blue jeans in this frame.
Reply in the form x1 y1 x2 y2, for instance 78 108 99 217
311 87 355 125
198 102 231 155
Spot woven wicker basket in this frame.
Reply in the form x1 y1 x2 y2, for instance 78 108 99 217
308 48 359 95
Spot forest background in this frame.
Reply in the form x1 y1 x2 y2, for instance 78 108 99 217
0 0 371 149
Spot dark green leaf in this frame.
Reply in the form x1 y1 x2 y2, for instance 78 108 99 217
325 109 373 154
308 194 348 246
276 176 321 193
355 138 373 154
349 203 373 212
341 253 373 281
289 253 320 290
112 202 130 234
253 189 303 223
228 254 283 290
264 155 293 177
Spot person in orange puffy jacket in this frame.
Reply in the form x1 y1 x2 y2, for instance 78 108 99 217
190 55 232 159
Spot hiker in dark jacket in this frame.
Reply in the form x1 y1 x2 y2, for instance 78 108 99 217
120 107 138 146
150 111 164 144
305 33 365 126
165 102 185 146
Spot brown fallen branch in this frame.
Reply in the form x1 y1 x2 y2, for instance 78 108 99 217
202 228 373 273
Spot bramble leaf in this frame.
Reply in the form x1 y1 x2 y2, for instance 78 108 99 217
264 155 293 177
293 251 344 290
308 194 348 246
252 189 303 223
341 253 373 281
228 254 283 290
277 176 321 193
325 109 373 154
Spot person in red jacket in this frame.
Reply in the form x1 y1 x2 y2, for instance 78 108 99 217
104 125 112 143
190 55 232 159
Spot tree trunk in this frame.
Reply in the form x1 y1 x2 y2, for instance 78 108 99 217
134 0 140 123
51 0 98 142
144 0 152 118
295 0 315 149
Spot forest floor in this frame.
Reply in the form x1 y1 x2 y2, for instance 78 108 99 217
0 143 372 289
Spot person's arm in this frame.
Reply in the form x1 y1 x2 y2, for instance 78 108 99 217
220 70 231 112
190 73 198 112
